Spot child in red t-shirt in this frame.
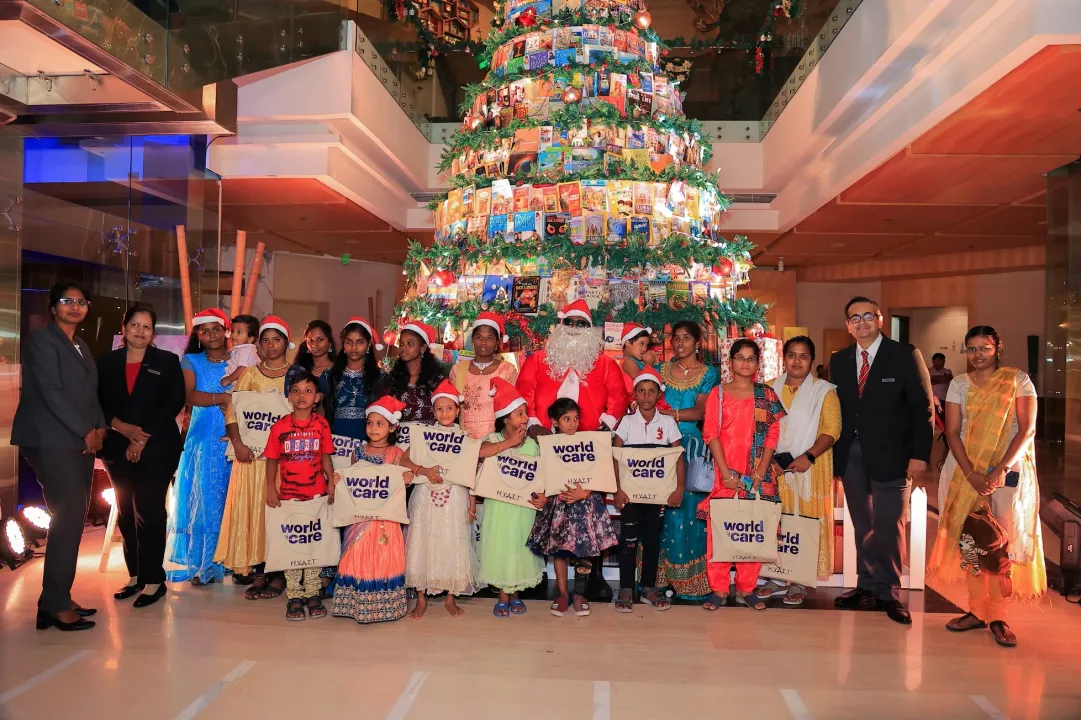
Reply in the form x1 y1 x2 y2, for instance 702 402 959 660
265 370 335 621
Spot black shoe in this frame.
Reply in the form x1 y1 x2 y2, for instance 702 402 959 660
133 584 167 609
114 583 145 600
73 604 98 617
36 611 96 632
834 588 875 610
881 599 912 625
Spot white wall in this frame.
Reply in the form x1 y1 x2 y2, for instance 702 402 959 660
969 270 1045 389
271 253 401 336
895 306 970 376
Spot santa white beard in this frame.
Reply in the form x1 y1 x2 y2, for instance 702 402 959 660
545 324 604 379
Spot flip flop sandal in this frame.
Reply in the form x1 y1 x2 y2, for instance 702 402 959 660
509 598 528 615
551 596 570 617
573 596 591 617
702 593 726 611
735 593 767 611
259 577 286 600
642 588 671 611
755 581 788 600
946 612 988 632
286 599 306 622
614 589 634 614
306 598 328 619
492 601 510 618
783 587 808 606
990 621 1017 647
244 576 269 600
231 573 254 586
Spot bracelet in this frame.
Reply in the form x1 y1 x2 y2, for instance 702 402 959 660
675 408 680 423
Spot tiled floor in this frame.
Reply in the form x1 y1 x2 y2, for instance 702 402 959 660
2 528 1080 719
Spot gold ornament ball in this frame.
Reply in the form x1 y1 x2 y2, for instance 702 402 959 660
633 10 652 29
562 86 582 104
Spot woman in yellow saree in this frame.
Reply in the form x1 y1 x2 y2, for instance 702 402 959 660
927 326 1045 648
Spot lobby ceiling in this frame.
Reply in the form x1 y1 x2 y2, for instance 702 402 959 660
748 44 1081 268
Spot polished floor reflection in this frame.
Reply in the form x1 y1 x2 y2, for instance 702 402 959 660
1 529 1080 720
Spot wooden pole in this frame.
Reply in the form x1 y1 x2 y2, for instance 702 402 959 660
230 230 246 316
176 225 194 334
241 241 265 316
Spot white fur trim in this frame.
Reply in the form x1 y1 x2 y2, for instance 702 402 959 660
494 397 526 418
632 371 665 391
401 322 433 345
600 413 618 430
346 319 384 351
622 326 652 345
192 315 225 327
557 308 592 324
260 321 291 342
432 391 463 405
473 318 509 343
365 406 402 423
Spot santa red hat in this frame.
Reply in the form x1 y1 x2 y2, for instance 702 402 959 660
632 366 666 391
431 378 463 405
345 316 383 350
621 322 652 346
489 377 527 418
471 311 509 343
399 319 436 346
557 299 592 326
192 308 230 330
366 395 406 424
260 315 295 349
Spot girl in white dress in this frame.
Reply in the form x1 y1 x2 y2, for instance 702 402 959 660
402 379 480 618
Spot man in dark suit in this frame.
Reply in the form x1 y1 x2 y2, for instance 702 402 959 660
829 296 933 625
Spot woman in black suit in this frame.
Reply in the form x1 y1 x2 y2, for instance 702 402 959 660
12 281 106 631
97 305 186 608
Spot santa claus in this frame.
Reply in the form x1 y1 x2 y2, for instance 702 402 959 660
516 299 630 436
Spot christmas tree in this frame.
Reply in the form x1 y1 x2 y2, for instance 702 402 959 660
389 0 770 356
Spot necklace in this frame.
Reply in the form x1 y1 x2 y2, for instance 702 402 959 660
676 359 699 375
472 359 495 370
262 360 289 371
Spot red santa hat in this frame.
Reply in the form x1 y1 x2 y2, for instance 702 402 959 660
471 311 509 344
621 322 652 346
260 315 295 349
632 366 666 392
489 377 527 418
366 395 406 424
192 308 230 330
345 316 383 350
431 378 463 405
557 299 592 326
399 319 437 346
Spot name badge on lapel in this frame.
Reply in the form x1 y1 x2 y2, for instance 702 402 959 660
147 368 162 375
881 378 896 383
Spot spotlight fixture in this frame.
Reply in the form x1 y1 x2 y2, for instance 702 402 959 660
0 517 32 570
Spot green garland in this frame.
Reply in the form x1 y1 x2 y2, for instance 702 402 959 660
429 161 726 205
402 233 752 283
461 56 660 110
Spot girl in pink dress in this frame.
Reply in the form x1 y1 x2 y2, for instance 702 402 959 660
697 339 785 611
450 312 519 439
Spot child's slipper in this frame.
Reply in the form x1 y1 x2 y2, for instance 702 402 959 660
509 598 527 615
573 597 590 617
735 592 767 611
492 601 510 618
614 589 634 613
551 596 569 617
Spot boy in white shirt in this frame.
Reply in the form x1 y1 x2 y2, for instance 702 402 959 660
612 366 684 613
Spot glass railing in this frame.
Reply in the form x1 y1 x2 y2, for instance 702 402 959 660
22 0 348 93
348 0 864 134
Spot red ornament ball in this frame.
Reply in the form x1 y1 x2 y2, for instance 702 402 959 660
433 269 456 287
382 329 398 347
515 7 538 27
633 10 652 29
743 323 765 339
561 86 582 104
713 258 734 277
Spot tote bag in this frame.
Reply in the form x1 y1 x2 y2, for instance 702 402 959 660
330 435 365 470
264 497 341 572
407 425 482 488
473 449 544 509
709 497 782 563
759 514 822 588
394 421 425 455
332 461 410 526
539 431 617 495
612 446 684 505
684 437 715 494
225 390 293 460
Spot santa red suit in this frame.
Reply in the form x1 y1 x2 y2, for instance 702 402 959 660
515 300 630 431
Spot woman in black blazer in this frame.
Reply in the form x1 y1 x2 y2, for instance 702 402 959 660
97 305 186 608
12 281 106 631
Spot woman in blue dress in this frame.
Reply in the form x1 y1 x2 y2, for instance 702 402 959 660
655 320 720 601
323 317 388 441
167 311 233 585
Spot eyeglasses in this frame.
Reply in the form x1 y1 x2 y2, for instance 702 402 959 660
732 355 758 364
965 346 996 355
561 318 591 328
57 298 90 308
847 312 879 325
